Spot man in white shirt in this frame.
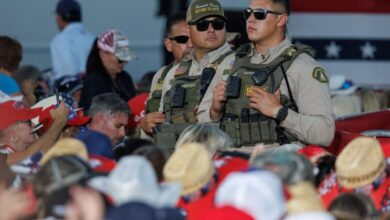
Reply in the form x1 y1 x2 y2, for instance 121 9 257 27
50 0 94 84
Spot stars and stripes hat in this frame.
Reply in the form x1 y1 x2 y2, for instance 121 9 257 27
97 29 135 62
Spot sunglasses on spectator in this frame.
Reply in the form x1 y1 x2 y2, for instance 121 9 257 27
243 8 282 20
117 58 127 64
168 35 190 44
194 18 225 32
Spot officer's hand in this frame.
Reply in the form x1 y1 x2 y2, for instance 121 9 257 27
248 88 282 118
210 80 227 120
140 112 166 134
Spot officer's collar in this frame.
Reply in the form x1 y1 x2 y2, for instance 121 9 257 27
189 42 231 64
251 37 292 63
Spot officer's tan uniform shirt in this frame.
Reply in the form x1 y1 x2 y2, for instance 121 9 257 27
159 42 235 123
242 38 335 146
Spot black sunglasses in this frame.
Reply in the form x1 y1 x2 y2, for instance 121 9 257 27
168 35 189 44
243 8 282 20
194 18 225 32
117 58 127 64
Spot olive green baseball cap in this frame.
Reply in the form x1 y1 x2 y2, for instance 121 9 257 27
186 0 226 24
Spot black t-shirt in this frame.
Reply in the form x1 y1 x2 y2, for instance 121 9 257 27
79 70 136 110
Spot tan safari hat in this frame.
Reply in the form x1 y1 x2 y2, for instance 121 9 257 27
163 142 214 196
186 0 226 24
336 137 385 189
40 138 88 166
287 181 325 214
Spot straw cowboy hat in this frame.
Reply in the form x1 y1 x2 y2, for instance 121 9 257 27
336 137 386 189
39 138 88 166
163 142 214 196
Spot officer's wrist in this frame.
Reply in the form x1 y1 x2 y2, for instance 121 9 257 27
273 105 283 119
275 106 289 124
210 108 222 121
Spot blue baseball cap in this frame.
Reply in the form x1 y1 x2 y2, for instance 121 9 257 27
55 0 81 20
106 202 186 220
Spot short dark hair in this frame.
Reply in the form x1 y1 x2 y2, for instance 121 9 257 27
88 93 130 116
0 36 22 72
272 0 290 16
165 12 187 37
329 193 371 219
133 145 168 181
56 0 82 22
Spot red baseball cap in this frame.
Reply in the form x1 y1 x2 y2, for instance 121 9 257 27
38 105 91 133
0 101 42 130
127 93 148 128
297 145 330 162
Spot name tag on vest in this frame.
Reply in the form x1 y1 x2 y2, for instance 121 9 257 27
245 85 269 96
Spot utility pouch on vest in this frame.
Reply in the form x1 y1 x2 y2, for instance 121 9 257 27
239 108 251 145
200 68 216 98
250 114 261 143
223 114 240 147
252 68 270 86
268 120 278 144
226 76 241 98
171 86 186 108
153 123 177 150
256 115 269 143
154 123 189 150
171 114 186 124
185 111 197 123
146 90 162 113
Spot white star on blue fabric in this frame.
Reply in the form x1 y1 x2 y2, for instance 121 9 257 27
325 41 342 58
360 42 377 59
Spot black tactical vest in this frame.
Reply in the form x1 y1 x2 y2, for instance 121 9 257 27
221 43 315 147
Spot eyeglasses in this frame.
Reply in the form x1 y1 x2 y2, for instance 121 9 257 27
194 18 225 32
243 8 282 20
168 35 189 44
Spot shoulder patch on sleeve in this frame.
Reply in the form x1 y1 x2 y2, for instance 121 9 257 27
312 67 328 83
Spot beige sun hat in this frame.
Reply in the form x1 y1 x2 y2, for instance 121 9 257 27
40 138 88 166
336 137 385 189
287 181 324 214
163 142 214 196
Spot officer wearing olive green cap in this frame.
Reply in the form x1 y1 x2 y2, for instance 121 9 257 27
210 0 335 148
154 0 236 149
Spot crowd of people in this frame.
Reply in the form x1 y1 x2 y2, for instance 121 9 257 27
1 0 389 219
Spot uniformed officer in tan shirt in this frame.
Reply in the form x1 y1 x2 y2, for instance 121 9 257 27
211 0 335 147
140 13 193 137
158 0 235 123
